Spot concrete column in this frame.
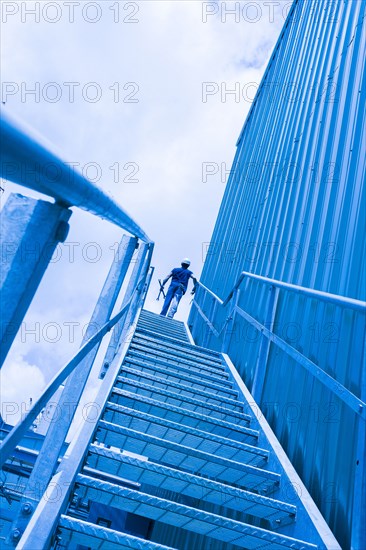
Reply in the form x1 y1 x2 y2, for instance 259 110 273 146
0 193 72 366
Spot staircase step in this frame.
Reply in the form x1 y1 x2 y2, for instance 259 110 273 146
99 403 268 466
74 474 316 550
132 334 223 367
139 310 185 325
59 515 176 550
81 453 296 523
11 306 337 550
128 346 228 379
138 319 186 332
116 369 240 408
123 357 235 396
137 326 189 341
135 328 221 362
89 425 280 492
112 376 248 423
106 391 258 444
137 321 189 342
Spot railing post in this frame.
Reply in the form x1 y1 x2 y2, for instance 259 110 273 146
0 193 72 366
5 235 138 547
99 242 150 378
251 285 279 402
202 296 217 348
221 289 239 354
17 244 153 550
142 266 155 308
351 351 366 549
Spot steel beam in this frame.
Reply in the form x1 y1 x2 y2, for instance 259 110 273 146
0 110 150 242
0 193 71 366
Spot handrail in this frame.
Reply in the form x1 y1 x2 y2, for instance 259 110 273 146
198 282 224 306
198 271 366 312
0 109 150 242
16 264 152 550
0 272 145 469
194 271 366 418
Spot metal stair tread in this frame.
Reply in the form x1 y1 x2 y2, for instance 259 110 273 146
74 474 317 550
132 333 223 365
139 310 185 325
137 319 188 335
107 390 258 444
82 451 296 522
137 322 187 335
137 324 190 343
99 403 269 465
128 345 228 379
91 425 280 492
132 332 223 363
116 368 240 406
114 378 248 419
59 514 177 550
122 357 235 396
135 327 222 360
24 306 333 550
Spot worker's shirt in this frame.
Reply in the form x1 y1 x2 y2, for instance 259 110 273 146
170 267 194 292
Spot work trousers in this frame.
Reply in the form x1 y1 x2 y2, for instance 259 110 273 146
160 283 185 318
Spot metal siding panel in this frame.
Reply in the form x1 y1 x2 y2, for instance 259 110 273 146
189 1 366 547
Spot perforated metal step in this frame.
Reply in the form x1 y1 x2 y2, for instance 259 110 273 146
55 309 336 549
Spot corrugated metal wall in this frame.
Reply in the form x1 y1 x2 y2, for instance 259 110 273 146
189 0 366 547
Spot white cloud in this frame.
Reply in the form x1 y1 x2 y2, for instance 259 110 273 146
0 351 46 425
1 1 290 393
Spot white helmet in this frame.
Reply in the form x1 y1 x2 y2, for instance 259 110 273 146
181 258 191 266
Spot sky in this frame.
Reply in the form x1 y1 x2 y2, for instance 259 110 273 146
0 0 292 425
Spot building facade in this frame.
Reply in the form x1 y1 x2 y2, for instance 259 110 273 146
189 1 366 547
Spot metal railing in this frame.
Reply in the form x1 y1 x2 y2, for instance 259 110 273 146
0 260 151 470
0 108 155 546
193 271 366 418
0 241 154 547
0 109 150 242
16 250 154 550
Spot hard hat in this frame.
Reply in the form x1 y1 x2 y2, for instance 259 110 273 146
181 258 191 266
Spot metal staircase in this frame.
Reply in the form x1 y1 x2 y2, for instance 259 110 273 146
14 309 340 549
1 92 362 550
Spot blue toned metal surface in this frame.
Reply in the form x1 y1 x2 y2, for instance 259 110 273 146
15 309 340 549
0 293 135 471
0 193 72 365
1 242 153 547
12 255 153 549
193 273 366 415
0 110 150 242
6 236 139 542
188 0 366 547
58 515 176 550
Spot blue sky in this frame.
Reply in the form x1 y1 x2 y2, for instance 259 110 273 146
1 1 291 424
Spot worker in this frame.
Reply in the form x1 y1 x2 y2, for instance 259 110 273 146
160 258 197 319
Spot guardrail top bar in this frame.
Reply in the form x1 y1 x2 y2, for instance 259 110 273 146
199 271 366 312
0 264 150 470
0 109 150 242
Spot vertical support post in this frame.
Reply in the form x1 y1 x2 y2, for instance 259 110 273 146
202 296 217 348
0 193 72 366
251 285 279 402
99 242 150 376
6 235 137 546
188 285 201 339
17 246 153 550
141 266 155 309
351 347 366 549
221 289 239 354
